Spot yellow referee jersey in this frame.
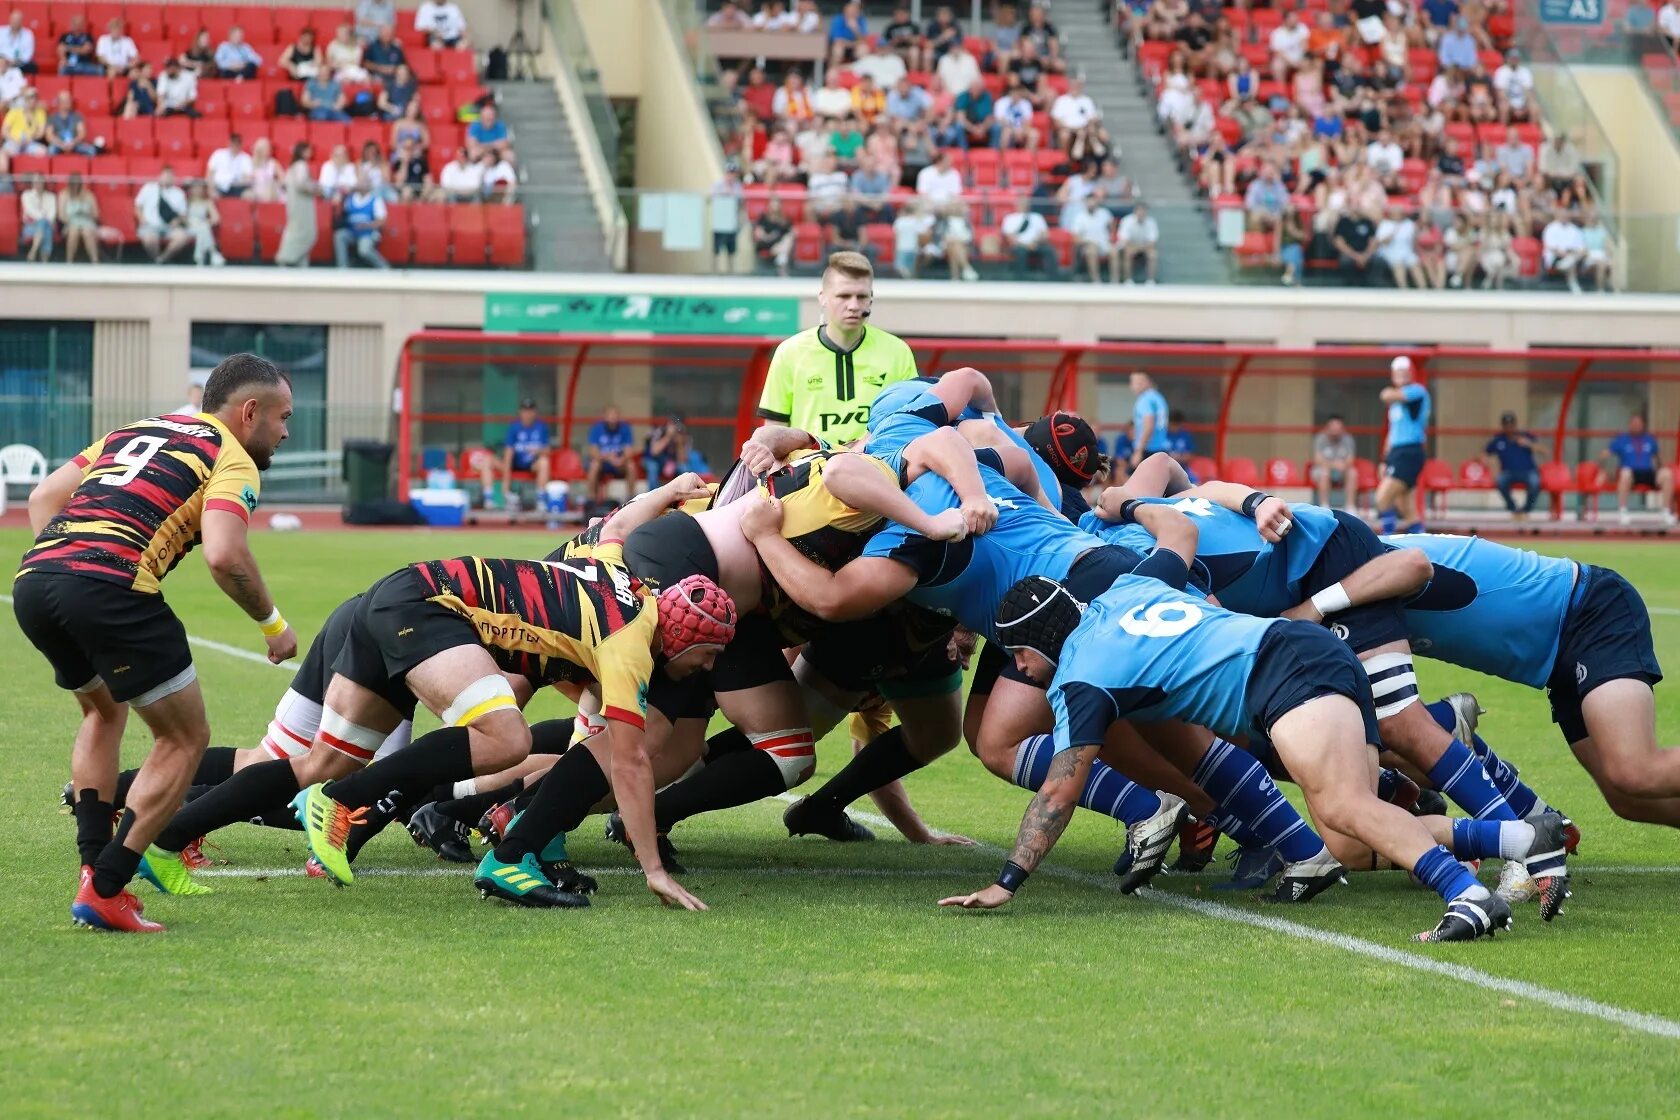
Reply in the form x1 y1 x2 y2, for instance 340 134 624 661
757 325 919 444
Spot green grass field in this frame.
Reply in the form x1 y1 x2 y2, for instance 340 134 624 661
3 527 1679 1118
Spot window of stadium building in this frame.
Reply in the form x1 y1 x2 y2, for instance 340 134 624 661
189 323 328 452
0 321 95 463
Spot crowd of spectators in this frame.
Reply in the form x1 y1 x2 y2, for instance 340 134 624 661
1137 0 1618 291
713 0 1159 279
2 2 508 265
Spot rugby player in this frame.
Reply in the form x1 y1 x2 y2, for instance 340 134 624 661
14 354 296 932
940 571 1533 943
1374 356 1430 535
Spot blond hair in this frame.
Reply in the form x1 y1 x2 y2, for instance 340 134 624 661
823 251 874 285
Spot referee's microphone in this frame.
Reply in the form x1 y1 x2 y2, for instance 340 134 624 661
859 308 871 317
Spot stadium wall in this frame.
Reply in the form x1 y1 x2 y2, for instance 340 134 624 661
1571 67 1680 294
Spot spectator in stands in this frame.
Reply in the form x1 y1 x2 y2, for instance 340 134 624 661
1663 0 1680 50
305 67 352 122
2 85 45 154
926 5 963 64
586 406 638 502
45 91 100 156
1332 205 1381 286
1476 212 1515 289
1164 409 1196 467
1375 204 1424 288
812 72 852 119
890 199 931 277
157 58 200 118
243 137 281 202
1070 192 1117 283
0 53 19 106
1541 211 1586 293
59 172 99 262
706 1 749 28
1117 201 1159 284
752 1 796 31
915 148 964 207
317 143 357 200
851 152 895 220
1579 205 1613 292
1001 194 1055 279
754 196 795 276
803 152 848 220
994 76 1038 150
21 173 54 261
885 75 930 130
1023 5 1064 72
1129 371 1170 468
793 0 823 34
415 0 469 49
828 1 868 69
823 195 873 262
326 24 370 84
739 67 775 123
119 62 158 118
467 103 511 162
709 163 743 271
184 179 224 266
1312 415 1358 510
926 201 979 281
1482 411 1544 520
1091 157 1136 215
1051 77 1105 161
57 15 101 77
482 147 518 202
356 140 394 201
937 38 982 97
357 0 398 43
1268 8 1310 83
1243 162 1288 231
390 133 429 200
334 174 389 269
1603 413 1677 525
645 416 701 483
1006 39 1051 110
772 71 814 126
881 6 922 72
1437 16 1477 72
754 126 796 184
1493 50 1533 124
952 79 995 149
207 133 254 197
1056 161 1095 228
899 118 935 186
1 9 35 74
1494 125 1535 185
135 167 192 262
850 74 886 126
214 26 262 81
178 29 215 77
1168 85 1216 160
379 63 419 120
480 399 551 510
1539 130 1582 194
832 116 867 169
1365 128 1404 191
96 18 137 76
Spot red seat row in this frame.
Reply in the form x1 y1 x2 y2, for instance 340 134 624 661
456 447 588 484
1419 458 1673 519
31 77 486 123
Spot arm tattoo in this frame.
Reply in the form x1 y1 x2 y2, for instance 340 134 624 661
223 562 268 618
1008 749 1083 872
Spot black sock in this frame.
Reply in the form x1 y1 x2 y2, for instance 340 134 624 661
704 727 751 760
193 747 238 787
72 789 115 867
343 786 426 861
807 727 922 810
113 768 139 811
512 786 538 813
156 758 301 851
91 811 142 899
326 727 475 809
495 748 610 862
654 748 787 832
438 780 525 826
248 801 306 830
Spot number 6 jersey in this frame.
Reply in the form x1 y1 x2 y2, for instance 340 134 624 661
17 413 261 594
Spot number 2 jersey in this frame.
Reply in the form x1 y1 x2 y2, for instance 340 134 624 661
411 542 657 727
17 413 261 594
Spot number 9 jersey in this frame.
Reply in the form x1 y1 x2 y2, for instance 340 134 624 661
17 413 261 594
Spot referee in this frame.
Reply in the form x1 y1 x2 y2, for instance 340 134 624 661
756 251 919 446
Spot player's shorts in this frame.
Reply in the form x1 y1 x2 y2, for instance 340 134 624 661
12 572 195 706
644 611 795 721
647 670 718 723
261 594 418 759
971 544 1146 694
623 510 719 592
1629 467 1659 489
511 452 542 473
1383 443 1426 488
595 459 627 480
1545 565 1663 743
801 610 962 700
1301 510 1410 654
333 567 480 694
1247 620 1382 747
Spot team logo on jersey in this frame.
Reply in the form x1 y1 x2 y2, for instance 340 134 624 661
1170 497 1218 518
240 485 259 512
818 407 870 431
1330 623 1351 641
806 375 825 390
1119 602 1202 638
1576 661 1588 685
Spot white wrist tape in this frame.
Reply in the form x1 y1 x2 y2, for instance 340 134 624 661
1310 582 1353 618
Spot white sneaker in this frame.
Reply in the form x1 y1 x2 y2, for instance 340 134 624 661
1496 857 1537 903
1619 509 1631 526
960 264 979 282
211 251 227 267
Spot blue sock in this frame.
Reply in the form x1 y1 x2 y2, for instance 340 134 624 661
1449 818 1504 860
1403 520 1425 534
1379 508 1399 534
1013 735 1161 826
1423 701 1546 818
1425 738 1515 821
1412 844 1482 903
1222 819 1266 848
1191 738 1323 862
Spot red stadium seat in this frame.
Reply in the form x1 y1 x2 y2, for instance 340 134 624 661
195 80 229 120
1221 457 1260 487
487 204 526 267
226 82 266 121
1512 236 1542 278
1575 460 1607 518
450 204 490 266
967 148 1001 189
255 201 287 258
69 77 112 117
1419 457 1455 515
1540 460 1575 519
215 197 257 261
114 117 153 157
793 222 824 267
552 448 586 482
49 154 93 179
155 116 194 160
126 5 166 40
382 202 413 265
1353 458 1380 494
0 194 17 258
407 47 442 84
10 153 49 178
1263 457 1306 488
1457 458 1494 489
1186 455 1220 482
438 51 479 86
459 447 496 479
195 118 232 155
1048 227 1074 269
411 203 450 264
1002 148 1036 190
310 199 336 264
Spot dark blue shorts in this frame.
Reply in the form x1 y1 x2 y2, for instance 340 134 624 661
510 452 541 473
1300 511 1410 654
1384 443 1425 488
1545 566 1664 743
1247 621 1381 746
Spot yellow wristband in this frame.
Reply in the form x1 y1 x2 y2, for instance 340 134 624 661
259 609 287 637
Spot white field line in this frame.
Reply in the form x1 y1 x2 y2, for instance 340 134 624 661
12 592 1678 1041
198 864 961 880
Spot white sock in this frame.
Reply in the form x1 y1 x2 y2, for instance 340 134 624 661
1498 820 1535 861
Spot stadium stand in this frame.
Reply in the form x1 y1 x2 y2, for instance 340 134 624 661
0 1 527 267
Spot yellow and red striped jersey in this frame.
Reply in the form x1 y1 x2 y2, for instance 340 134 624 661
412 543 658 728
17 413 261 594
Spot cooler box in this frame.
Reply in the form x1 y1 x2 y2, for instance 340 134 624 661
410 488 468 527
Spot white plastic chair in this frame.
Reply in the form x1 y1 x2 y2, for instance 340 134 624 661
0 444 49 515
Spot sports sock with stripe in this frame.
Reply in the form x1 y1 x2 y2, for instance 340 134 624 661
495 747 611 863
1012 734 1161 826
1425 738 1515 821
1411 844 1489 903
155 757 302 851
1450 818 1535 861
437 779 527 826
325 727 472 809
1191 738 1324 863
1422 699 1544 817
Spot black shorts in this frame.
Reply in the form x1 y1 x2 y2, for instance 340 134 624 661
647 670 719 723
1301 511 1410 654
1384 443 1426 488
12 573 194 705
1247 621 1381 746
332 567 480 695
1545 566 1663 743
801 608 961 699
624 511 719 592
296 594 418 718
712 612 795 694
971 544 1145 694
714 231 738 255
1629 467 1659 489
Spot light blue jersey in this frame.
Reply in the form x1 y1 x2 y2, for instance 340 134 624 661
1134 388 1170 452
1048 577 1284 753
1387 383 1431 449
864 464 1102 641
1385 533 1577 688
957 405 1063 513
863 377 948 475
1080 497 1341 617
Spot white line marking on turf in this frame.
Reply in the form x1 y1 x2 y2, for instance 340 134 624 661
781 795 1680 1042
197 865 963 879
